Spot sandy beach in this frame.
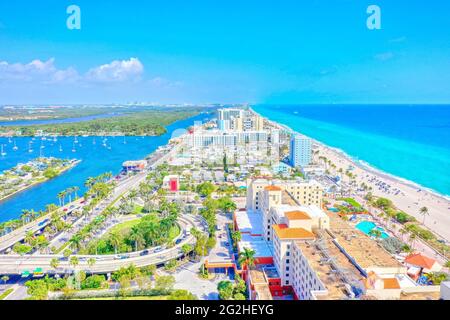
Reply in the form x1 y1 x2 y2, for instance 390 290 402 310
315 143 450 242
263 116 450 243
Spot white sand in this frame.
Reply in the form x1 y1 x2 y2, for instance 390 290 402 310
315 142 450 242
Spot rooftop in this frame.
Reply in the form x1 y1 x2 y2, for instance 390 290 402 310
329 214 403 270
265 185 282 192
234 210 263 235
273 224 315 240
249 267 274 300
295 234 365 300
285 210 311 221
239 234 274 258
404 253 437 270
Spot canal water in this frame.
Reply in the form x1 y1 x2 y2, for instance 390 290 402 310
0 113 209 222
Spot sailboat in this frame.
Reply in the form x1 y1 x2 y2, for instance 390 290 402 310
59 144 63 152
13 140 18 151
8 137 12 143
53 136 57 142
93 138 96 145
1 145 6 156
28 142 34 153
72 142 76 153
123 136 127 144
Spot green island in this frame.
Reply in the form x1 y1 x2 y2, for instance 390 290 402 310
0 157 80 203
0 106 117 122
0 107 207 137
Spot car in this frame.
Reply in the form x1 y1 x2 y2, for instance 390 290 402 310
140 250 149 256
175 239 182 245
154 247 163 253
114 254 130 260
58 257 68 262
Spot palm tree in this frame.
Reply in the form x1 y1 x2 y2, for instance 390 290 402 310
127 189 138 206
66 187 74 203
419 207 429 224
369 229 383 240
50 257 60 272
128 227 145 252
409 233 417 249
46 203 58 213
69 235 82 251
87 258 96 275
231 230 242 247
108 231 122 254
399 228 408 242
24 230 35 246
69 256 79 271
84 177 96 190
57 191 66 207
1 275 9 284
238 247 256 270
73 186 80 200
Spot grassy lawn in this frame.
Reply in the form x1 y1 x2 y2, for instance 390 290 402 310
340 197 363 210
133 205 145 215
109 219 142 236
168 225 180 242
0 288 14 300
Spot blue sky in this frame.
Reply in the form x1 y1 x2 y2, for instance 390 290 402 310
0 0 449 104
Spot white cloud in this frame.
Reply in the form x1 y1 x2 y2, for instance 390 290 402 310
0 57 145 84
86 58 144 83
0 58 79 83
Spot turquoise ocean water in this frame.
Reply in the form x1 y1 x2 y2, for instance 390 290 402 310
253 105 450 197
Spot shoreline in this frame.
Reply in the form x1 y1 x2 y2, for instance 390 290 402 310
0 159 81 205
261 112 450 200
257 110 450 242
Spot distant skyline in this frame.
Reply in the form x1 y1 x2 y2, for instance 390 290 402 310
1 0 450 104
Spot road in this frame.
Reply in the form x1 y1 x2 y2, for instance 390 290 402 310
0 214 207 275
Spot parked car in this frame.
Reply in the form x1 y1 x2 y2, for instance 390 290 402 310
140 250 149 256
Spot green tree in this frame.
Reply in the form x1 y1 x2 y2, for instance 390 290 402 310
168 289 197 300
196 182 216 197
231 230 242 247
181 244 193 260
427 272 449 285
419 206 429 224
217 281 234 300
155 275 175 293
63 249 72 258
369 229 383 240
87 258 96 274
50 258 60 272
69 256 79 270
238 247 256 270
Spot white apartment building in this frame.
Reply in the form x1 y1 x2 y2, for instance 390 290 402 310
289 134 312 167
246 178 324 213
